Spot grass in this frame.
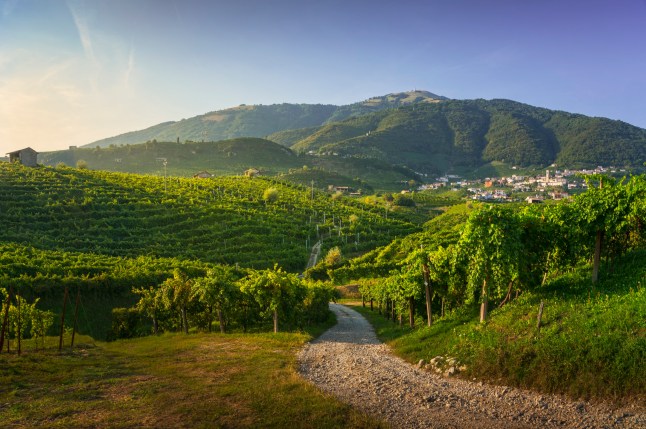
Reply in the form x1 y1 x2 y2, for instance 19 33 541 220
347 249 646 403
1 324 386 428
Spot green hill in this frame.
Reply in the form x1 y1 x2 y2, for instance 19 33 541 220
41 138 301 177
0 163 419 338
287 99 646 173
39 138 421 192
0 163 417 272
86 91 445 148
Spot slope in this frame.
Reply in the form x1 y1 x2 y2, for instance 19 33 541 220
290 99 646 173
85 91 446 148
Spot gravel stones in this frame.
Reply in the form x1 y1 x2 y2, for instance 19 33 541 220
298 304 645 429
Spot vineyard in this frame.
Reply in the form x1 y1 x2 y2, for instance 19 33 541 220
0 163 416 270
0 162 417 341
1 161 645 400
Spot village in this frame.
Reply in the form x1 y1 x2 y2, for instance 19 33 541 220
417 165 627 204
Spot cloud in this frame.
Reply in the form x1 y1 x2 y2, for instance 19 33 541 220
68 1 96 63
125 45 135 88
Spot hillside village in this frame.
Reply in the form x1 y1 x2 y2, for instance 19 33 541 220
418 165 625 203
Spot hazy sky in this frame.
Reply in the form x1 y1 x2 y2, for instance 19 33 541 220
2 0 645 153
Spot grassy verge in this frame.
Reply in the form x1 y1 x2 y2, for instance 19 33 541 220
348 250 646 403
1 323 385 428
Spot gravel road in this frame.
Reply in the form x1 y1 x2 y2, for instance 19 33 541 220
298 304 645 429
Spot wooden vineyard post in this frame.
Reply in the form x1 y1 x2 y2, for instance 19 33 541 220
409 296 415 328
70 287 81 349
536 301 545 332
59 287 69 351
0 286 12 353
17 292 21 356
422 263 432 327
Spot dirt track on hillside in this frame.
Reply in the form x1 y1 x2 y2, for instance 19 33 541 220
298 304 645 429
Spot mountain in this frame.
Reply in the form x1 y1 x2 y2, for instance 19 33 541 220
78 91 646 178
284 99 646 173
85 91 445 148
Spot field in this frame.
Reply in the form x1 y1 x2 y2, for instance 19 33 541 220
0 330 384 428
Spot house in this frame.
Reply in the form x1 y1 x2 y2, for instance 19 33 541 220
526 196 544 204
193 171 213 179
6 147 38 167
332 186 351 193
244 168 260 177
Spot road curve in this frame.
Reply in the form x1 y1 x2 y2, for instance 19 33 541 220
298 304 645 429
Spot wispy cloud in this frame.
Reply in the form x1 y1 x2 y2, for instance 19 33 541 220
124 45 135 88
67 1 96 64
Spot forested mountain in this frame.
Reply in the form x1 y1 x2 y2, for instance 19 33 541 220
86 91 445 148
285 99 646 173
82 92 645 175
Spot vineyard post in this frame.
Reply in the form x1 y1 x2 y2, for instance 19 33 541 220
70 287 81 348
480 274 490 323
536 301 544 331
17 292 21 355
0 286 12 353
218 307 225 334
408 296 415 328
58 287 69 351
422 262 432 327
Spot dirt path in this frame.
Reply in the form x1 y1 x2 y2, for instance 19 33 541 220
298 304 645 429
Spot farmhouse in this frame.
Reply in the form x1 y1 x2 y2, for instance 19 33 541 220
6 147 38 167
193 171 213 179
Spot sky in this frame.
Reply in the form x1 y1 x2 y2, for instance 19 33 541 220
1 0 646 154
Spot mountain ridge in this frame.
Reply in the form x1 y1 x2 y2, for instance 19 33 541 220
85 90 446 148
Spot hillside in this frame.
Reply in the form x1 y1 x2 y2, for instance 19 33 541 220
288 99 646 174
39 138 421 191
0 163 417 272
86 91 445 148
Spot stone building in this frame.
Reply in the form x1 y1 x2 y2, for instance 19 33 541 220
7 147 38 167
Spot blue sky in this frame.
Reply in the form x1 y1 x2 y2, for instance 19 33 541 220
1 0 645 153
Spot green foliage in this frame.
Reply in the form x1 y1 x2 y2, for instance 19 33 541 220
324 246 343 267
262 187 279 203
240 265 306 332
393 193 415 207
0 289 54 350
292 98 646 172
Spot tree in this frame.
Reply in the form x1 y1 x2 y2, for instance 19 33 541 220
572 175 641 283
324 246 343 267
76 159 88 169
404 247 433 326
457 206 522 322
159 269 194 334
240 265 304 333
263 187 279 204
133 286 163 334
193 266 238 333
